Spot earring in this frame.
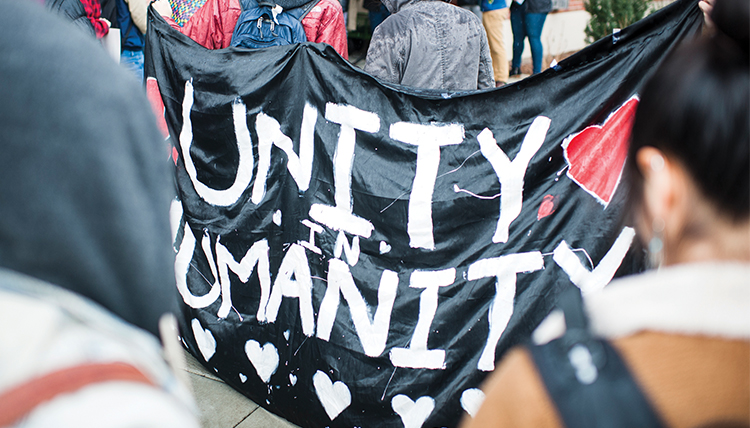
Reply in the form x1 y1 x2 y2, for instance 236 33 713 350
650 153 665 172
648 217 665 269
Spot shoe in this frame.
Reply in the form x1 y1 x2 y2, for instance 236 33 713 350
495 81 506 88
509 67 521 76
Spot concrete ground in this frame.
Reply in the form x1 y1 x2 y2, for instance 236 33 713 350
183 350 300 428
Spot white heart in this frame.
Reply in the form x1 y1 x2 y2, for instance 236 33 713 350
313 370 351 420
239 373 248 383
460 388 485 418
273 210 282 226
391 395 435 428
191 319 216 362
289 373 298 386
283 330 291 341
244 340 279 383
379 241 392 254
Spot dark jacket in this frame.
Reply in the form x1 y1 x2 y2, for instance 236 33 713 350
116 0 145 50
46 0 97 37
513 0 551 15
364 0 494 90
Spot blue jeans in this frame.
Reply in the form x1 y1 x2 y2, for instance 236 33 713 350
510 5 547 74
120 49 144 83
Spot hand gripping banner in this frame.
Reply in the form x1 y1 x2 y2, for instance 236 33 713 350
145 2 700 426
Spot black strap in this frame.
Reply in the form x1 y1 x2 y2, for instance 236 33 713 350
288 0 320 20
240 0 319 19
528 287 665 428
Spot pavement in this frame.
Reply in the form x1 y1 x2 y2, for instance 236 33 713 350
183 350 300 428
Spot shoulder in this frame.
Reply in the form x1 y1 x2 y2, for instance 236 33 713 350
611 332 750 428
313 0 343 12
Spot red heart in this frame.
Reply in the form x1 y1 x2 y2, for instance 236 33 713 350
146 77 170 140
537 194 557 220
562 96 639 207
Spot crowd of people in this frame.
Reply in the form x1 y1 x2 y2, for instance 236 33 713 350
40 0 556 90
0 0 747 425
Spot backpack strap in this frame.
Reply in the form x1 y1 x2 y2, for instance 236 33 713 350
528 287 665 428
0 362 154 426
286 0 320 21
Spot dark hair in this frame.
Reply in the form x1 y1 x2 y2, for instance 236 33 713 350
627 0 749 221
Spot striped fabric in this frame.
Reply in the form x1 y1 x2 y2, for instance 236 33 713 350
169 0 209 26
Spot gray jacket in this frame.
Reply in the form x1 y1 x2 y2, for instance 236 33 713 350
364 0 495 91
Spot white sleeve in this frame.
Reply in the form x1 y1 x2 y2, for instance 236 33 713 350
17 382 200 428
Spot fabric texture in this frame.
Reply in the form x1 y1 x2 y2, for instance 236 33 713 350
483 7 508 82
120 48 145 81
462 263 750 428
528 288 665 428
364 0 494 90
481 0 507 11
116 0 145 49
168 0 210 25
0 0 179 337
45 0 97 37
125 0 150 33
144 0 702 425
0 269 199 428
164 0 348 58
79 0 110 37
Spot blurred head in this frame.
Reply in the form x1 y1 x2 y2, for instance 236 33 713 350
627 0 749 266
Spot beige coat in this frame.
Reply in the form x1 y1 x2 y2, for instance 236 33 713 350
462 263 750 428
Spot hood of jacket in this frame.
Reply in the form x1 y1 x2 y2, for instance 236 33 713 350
381 0 435 14
0 0 179 337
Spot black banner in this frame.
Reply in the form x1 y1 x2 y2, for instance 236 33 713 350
145 2 700 426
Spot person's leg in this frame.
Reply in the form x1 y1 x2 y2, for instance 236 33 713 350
509 3 525 72
482 8 509 84
524 12 547 74
120 49 144 83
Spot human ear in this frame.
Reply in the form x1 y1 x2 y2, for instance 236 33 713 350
635 146 673 225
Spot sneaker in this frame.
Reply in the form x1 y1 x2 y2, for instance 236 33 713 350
509 67 521 76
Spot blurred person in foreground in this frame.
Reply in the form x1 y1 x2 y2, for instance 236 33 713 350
0 1 199 426
461 0 749 426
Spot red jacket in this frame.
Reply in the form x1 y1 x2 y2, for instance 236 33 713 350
167 0 348 59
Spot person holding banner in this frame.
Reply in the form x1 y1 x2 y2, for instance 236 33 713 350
153 0 349 58
363 0 495 90
462 0 749 425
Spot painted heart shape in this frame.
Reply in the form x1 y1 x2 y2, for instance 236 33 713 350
391 394 435 428
244 340 279 383
273 210 282 226
460 388 486 418
537 194 558 220
191 318 216 362
313 370 351 420
146 77 169 139
562 96 639 207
